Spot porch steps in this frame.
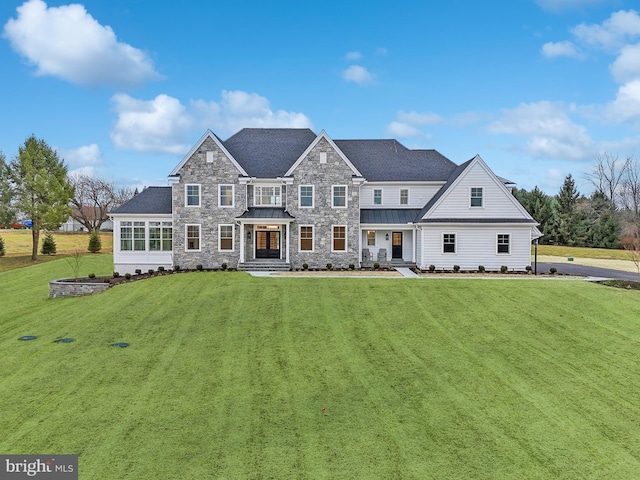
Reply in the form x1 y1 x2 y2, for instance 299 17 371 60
238 261 291 272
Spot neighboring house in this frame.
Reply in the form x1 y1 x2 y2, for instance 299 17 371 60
59 207 113 232
110 128 541 274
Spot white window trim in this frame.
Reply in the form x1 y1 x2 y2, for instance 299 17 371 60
332 185 348 209
400 188 409 205
373 189 383 206
218 184 234 208
254 185 282 207
218 224 234 252
299 225 314 252
443 232 457 254
119 221 133 252
470 187 483 208
299 185 314 208
185 184 201 207
331 225 348 252
497 233 511 255
366 230 376 247
185 224 201 252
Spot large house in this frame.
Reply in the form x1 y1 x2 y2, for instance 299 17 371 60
110 128 541 274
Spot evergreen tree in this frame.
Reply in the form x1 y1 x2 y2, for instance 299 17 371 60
0 152 16 227
41 233 57 255
552 174 585 246
88 230 102 253
513 186 555 244
9 136 74 260
0 234 5 257
583 191 621 248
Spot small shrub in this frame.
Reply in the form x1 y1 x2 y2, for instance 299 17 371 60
478 265 485 273
174 265 181 271
525 265 532 272
373 262 380 270
158 266 165 272
550 267 557 274
196 264 203 271
326 263 333 270
125 273 131 280
0 235 5 256
302 263 309 270
135 269 142 275
103 278 111 283
148 269 154 275
41 233 57 255
88 230 101 253
453 265 460 273
428 264 436 273
88 273 96 279
113 271 120 278
349 263 355 270
500 265 508 274
221 263 227 271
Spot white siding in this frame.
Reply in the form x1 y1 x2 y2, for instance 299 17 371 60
425 162 528 220
112 216 173 274
418 224 533 271
360 183 443 208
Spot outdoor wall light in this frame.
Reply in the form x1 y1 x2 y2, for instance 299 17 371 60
247 231 252 239
385 233 389 241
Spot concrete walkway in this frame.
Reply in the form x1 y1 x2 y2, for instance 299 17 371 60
394 267 420 278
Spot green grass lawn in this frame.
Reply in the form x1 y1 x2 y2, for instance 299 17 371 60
2 256 640 478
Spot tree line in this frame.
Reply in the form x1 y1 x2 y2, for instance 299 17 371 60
513 153 640 250
0 135 134 260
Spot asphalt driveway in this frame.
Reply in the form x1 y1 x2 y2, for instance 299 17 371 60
537 262 640 281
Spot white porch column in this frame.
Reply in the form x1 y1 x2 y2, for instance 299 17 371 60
239 222 245 263
359 228 363 266
285 222 290 263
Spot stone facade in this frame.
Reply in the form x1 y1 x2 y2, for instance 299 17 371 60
49 279 111 298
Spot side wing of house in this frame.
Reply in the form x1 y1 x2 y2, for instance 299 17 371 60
416 156 540 271
109 187 173 274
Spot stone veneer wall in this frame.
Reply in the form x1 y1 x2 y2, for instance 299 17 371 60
49 279 111 298
172 137 245 270
287 137 360 269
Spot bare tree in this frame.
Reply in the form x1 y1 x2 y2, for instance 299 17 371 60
69 174 134 232
620 157 640 218
585 153 630 208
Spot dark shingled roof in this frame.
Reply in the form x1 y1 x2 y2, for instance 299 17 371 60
223 128 317 178
237 208 295 219
110 186 172 215
360 209 423 224
334 140 457 182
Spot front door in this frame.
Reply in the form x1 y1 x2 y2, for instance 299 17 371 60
392 232 403 259
256 231 280 259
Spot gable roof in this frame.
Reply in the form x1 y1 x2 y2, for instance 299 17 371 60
169 130 248 177
223 128 317 178
109 187 172 215
334 140 457 182
284 130 362 177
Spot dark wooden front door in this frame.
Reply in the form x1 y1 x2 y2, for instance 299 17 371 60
256 231 280 259
392 232 403 259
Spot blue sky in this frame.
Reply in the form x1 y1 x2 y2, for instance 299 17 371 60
1 0 639 195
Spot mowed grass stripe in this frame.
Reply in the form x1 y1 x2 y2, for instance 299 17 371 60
2 258 640 478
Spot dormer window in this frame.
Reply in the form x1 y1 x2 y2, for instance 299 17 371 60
470 187 483 207
255 186 281 206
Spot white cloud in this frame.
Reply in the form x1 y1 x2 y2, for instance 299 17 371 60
2 0 162 88
571 9 640 51
110 90 313 154
536 0 609 13
385 122 423 138
57 143 103 167
396 110 443 126
345 51 362 60
609 43 640 83
68 165 97 178
343 65 374 85
488 101 594 160
604 79 640 123
541 41 581 58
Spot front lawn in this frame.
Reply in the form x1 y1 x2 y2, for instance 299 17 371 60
1 257 640 478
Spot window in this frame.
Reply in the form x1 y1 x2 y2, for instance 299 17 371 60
219 184 234 207
373 189 382 205
186 224 200 251
333 226 347 251
367 230 376 246
471 187 483 207
133 221 145 251
443 233 456 253
255 186 281 206
120 221 132 251
299 185 314 208
186 184 200 207
300 226 313 251
498 234 510 254
400 189 409 205
149 221 172 251
219 225 234 251
333 185 347 208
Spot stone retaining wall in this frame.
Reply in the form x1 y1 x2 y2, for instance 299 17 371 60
49 279 112 299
